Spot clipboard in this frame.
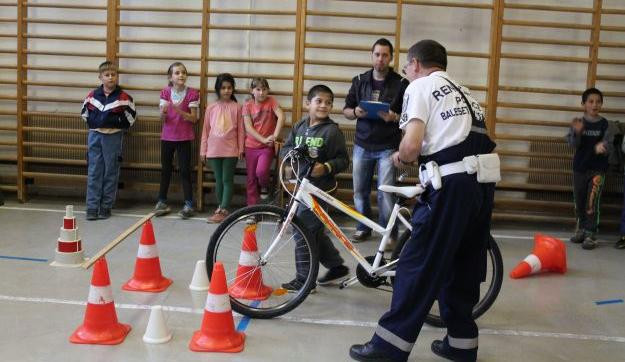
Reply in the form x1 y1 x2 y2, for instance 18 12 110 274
358 101 390 121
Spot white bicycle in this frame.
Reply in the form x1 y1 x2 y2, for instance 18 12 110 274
206 145 503 324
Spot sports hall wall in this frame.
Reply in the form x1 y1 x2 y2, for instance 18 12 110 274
0 0 624 224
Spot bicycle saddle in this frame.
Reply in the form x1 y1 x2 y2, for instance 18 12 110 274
378 184 425 199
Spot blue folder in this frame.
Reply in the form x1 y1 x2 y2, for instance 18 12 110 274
358 101 390 121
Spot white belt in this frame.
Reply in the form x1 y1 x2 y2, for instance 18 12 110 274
419 154 500 189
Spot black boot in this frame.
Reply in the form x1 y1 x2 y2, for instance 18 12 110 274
431 337 477 362
349 342 394 362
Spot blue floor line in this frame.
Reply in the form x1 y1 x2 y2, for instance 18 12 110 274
236 300 260 332
0 255 48 263
595 299 624 306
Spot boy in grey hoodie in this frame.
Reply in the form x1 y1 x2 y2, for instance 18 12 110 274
279 84 350 291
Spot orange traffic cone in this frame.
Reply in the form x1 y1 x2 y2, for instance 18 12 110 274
122 219 172 292
70 257 131 344
189 262 245 352
510 233 567 279
229 223 272 300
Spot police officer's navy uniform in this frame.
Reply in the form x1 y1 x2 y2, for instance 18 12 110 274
369 70 496 361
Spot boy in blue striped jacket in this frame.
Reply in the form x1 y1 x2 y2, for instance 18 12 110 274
81 61 136 220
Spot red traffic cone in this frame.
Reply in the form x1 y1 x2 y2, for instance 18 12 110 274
510 233 567 279
122 220 172 292
70 257 131 344
229 223 272 300
189 262 245 352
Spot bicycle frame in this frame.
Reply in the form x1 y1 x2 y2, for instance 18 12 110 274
261 176 413 284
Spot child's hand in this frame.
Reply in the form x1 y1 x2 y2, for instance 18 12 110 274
595 142 607 154
378 110 398 123
159 104 168 115
311 163 327 178
264 135 276 145
354 106 367 119
239 152 245 160
571 117 583 133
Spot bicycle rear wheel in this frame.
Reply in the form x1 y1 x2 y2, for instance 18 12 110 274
391 230 503 327
206 205 318 319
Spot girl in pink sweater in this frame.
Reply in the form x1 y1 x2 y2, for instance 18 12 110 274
200 73 244 223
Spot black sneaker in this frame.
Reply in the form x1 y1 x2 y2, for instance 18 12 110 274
615 237 625 249
281 279 316 294
86 209 98 221
98 208 111 220
570 230 586 244
178 205 194 219
352 230 371 243
317 265 349 285
582 235 597 250
431 337 477 362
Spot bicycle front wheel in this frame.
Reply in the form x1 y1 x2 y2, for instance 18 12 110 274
391 230 503 327
206 205 319 319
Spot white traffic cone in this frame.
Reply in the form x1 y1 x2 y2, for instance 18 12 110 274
143 305 172 344
189 260 209 291
51 205 87 267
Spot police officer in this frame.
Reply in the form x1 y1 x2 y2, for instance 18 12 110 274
349 39 496 362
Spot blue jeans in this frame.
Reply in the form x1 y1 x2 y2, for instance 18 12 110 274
86 130 123 212
352 144 397 235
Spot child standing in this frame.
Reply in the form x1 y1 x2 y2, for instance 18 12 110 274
200 73 244 223
81 61 136 220
153 62 199 219
567 87 614 249
279 85 350 291
242 77 285 205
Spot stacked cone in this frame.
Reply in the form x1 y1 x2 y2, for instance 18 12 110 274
510 233 567 279
229 223 272 300
51 205 86 267
122 219 172 292
143 305 172 344
189 262 245 352
70 257 131 344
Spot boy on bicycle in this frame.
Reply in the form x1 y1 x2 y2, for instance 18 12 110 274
279 84 350 291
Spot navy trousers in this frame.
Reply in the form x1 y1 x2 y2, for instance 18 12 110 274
370 173 494 361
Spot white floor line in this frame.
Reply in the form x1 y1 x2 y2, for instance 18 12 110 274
1 294 624 344
1 205 576 240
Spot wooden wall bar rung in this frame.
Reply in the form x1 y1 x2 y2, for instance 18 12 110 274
498 85 580 95
497 150 572 160
117 6 201 13
23 65 94 72
305 43 370 51
0 95 16 100
0 126 17 131
306 27 395 36
23 142 86 150
597 75 625 82
304 59 372 67
23 127 86 134
306 10 395 20
24 80 93 88
117 53 201 61
207 57 294 64
602 8 625 15
503 19 592 30
0 65 17 69
500 52 590 63
118 38 201 45
22 172 86 180
0 33 16 37
25 50 106 57
501 167 570 175
496 117 569 127
0 48 16 54
495 133 567 143
503 3 592 13
502 36 591 47
497 182 571 192
599 41 625 48
208 9 296 16
24 3 106 10
0 141 17 146
403 0 492 9
0 110 17 116
23 157 86 166
600 25 625 32
598 58 625 65
24 34 106 41
118 22 200 29
498 102 580 112
0 80 15 84
400 48 490 59
24 18 106 26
